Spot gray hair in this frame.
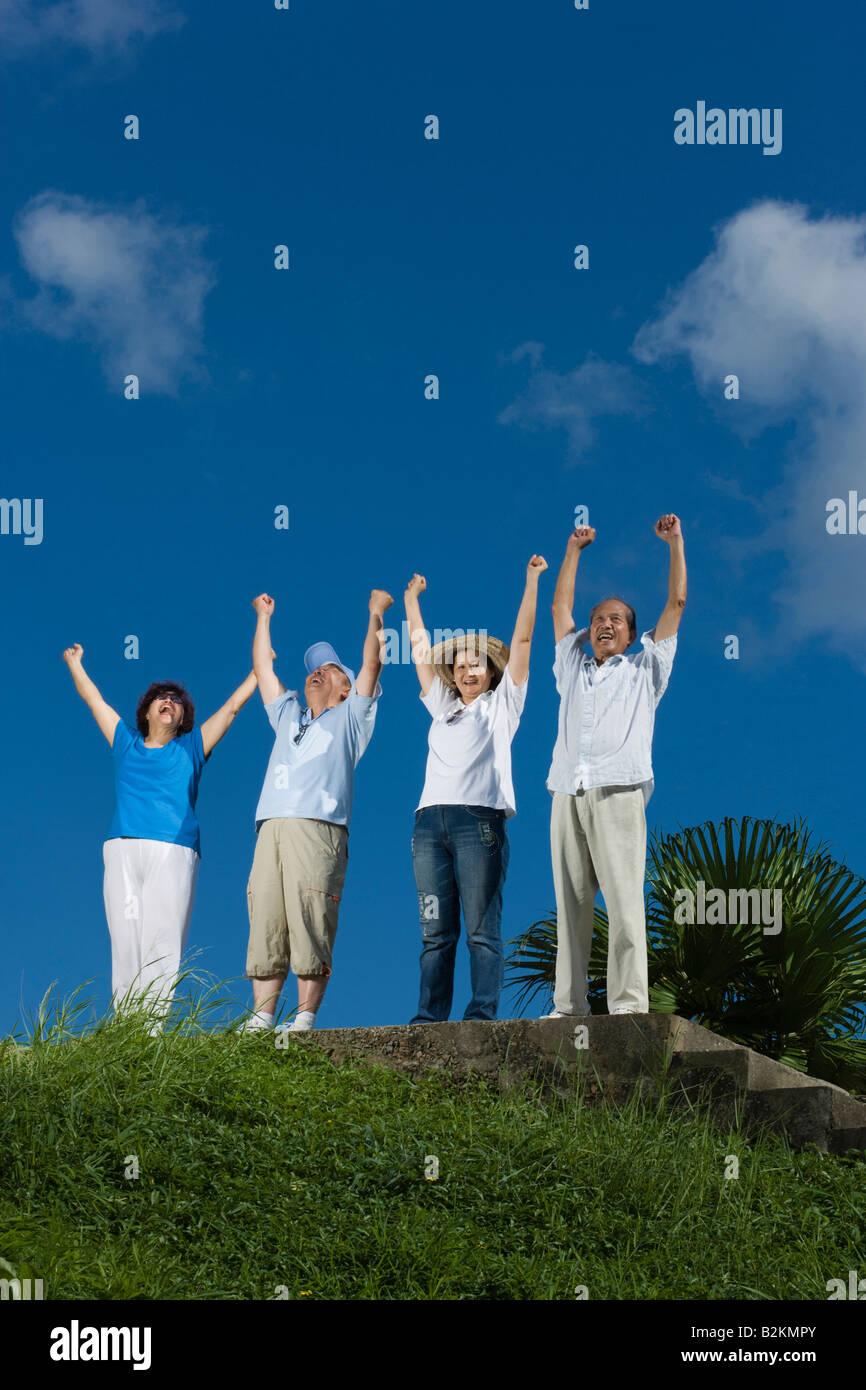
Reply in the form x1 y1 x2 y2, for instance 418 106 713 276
589 595 636 637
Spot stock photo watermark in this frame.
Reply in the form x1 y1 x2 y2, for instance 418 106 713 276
673 881 782 935
826 492 866 534
674 103 782 156
0 497 42 545
50 1323 152 1369
379 622 490 666
0 1257 44 1300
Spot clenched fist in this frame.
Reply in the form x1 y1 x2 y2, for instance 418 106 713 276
369 589 394 617
654 514 682 543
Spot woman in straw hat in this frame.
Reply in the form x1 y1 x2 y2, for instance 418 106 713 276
404 556 548 1022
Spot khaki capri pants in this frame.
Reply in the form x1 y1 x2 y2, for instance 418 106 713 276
246 817 348 979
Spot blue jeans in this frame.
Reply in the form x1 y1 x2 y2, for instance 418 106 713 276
411 804 510 1023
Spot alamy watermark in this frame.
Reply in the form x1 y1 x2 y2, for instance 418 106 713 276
381 621 489 666
0 498 43 545
826 1270 866 1299
49 1322 151 1369
826 492 866 534
674 881 782 935
1 1276 44 1300
674 103 782 156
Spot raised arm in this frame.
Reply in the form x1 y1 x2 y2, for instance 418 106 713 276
200 671 257 757
251 594 286 706
62 644 121 745
404 573 434 696
653 514 687 641
508 555 548 686
356 589 394 698
552 526 595 643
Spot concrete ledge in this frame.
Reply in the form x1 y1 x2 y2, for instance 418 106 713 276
292 1014 866 1155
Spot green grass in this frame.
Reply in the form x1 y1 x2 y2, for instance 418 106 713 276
1 991 864 1300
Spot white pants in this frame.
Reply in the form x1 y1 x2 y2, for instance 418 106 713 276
102 838 199 1014
551 787 648 1015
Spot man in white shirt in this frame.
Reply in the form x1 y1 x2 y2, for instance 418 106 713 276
546 515 686 1016
241 588 392 1032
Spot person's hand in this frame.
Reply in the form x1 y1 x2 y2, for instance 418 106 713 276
654 514 682 543
252 594 275 617
62 643 84 667
405 573 427 599
369 589 394 617
527 555 548 579
569 526 596 550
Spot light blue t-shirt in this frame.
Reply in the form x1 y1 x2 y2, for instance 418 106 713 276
254 686 381 830
107 722 208 855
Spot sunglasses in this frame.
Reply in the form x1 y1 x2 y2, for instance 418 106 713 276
155 693 184 706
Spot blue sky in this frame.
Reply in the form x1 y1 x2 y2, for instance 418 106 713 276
2 0 864 1031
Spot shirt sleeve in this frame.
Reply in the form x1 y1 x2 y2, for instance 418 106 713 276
264 690 301 734
110 721 134 757
639 629 678 704
495 666 528 733
346 683 381 760
420 675 457 719
553 629 587 693
189 725 206 772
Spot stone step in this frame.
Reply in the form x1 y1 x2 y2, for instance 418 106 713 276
293 1014 866 1155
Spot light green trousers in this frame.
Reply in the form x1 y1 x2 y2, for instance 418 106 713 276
551 787 648 1015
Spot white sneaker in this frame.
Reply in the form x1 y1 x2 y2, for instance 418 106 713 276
236 1012 275 1034
542 1009 570 1019
287 1010 317 1032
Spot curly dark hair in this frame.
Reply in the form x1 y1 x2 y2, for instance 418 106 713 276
136 681 195 738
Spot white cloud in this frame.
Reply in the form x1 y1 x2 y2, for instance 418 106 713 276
0 0 183 53
632 199 866 663
14 191 216 394
499 346 649 461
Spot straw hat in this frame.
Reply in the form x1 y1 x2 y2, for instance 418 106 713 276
429 633 510 691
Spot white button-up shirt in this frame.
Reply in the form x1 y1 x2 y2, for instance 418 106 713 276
546 627 677 804
254 685 381 829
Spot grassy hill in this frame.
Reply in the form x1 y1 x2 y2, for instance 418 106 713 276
1 1015 863 1300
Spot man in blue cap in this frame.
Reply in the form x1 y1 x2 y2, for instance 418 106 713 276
240 588 393 1031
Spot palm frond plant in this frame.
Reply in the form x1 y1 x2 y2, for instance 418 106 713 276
505 816 866 1093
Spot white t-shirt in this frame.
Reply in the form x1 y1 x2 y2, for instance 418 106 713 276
416 668 527 818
